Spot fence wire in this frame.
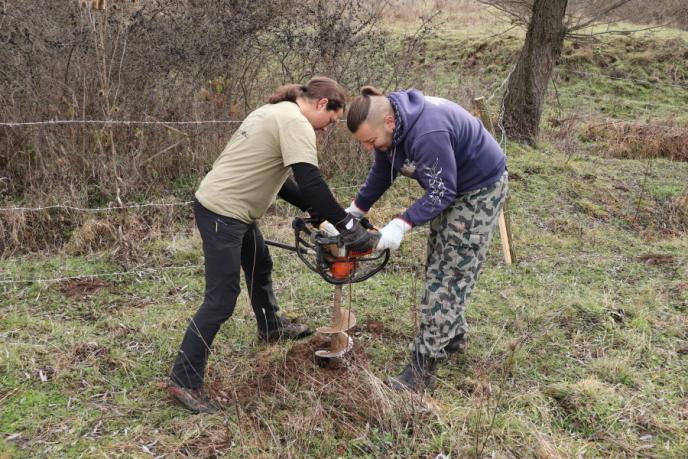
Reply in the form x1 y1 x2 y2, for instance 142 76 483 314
1 68 685 286
0 119 244 127
0 186 362 213
0 236 430 286
0 119 349 128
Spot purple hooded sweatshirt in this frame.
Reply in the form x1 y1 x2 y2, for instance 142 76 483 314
354 89 506 227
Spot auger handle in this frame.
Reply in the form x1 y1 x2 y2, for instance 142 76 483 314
291 216 391 285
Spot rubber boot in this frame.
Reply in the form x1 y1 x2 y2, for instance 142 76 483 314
385 352 438 391
444 333 467 354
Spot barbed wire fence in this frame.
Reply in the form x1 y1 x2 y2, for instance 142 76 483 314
1 67 686 286
0 120 243 127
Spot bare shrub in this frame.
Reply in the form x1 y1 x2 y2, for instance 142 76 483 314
0 0 437 254
601 0 688 30
0 1 286 203
317 128 372 179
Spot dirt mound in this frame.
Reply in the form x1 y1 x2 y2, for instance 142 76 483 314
71 342 110 363
638 254 676 265
363 319 386 336
226 335 370 410
53 278 111 298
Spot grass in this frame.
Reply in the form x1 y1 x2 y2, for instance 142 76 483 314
2 9 688 459
2 140 687 457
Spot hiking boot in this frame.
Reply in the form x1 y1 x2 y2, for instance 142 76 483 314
385 352 438 392
444 333 467 354
167 380 220 414
257 316 313 343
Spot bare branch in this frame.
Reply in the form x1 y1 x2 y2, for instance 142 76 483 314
567 0 635 32
567 22 673 40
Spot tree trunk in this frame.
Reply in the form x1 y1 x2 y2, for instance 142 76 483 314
502 0 568 144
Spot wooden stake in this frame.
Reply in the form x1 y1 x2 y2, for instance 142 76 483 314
473 97 515 265
473 97 495 133
498 205 512 265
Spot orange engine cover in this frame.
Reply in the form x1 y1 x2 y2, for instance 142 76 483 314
330 258 355 279
328 248 372 280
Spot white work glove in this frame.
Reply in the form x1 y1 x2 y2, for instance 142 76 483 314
376 218 412 251
345 200 367 219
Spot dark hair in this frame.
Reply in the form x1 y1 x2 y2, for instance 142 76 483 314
346 86 384 133
268 76 346 111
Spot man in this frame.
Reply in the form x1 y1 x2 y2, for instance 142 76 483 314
168 77 375 413
345 86 508 391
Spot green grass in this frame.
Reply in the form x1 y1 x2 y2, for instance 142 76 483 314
415 21 688 126
2 140 687 457
2 13 688 459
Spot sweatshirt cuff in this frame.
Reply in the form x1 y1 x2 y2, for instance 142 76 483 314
397 216 414 230
353 198 371 213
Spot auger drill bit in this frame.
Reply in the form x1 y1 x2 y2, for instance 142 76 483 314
314 222 357 359
315 283 355 358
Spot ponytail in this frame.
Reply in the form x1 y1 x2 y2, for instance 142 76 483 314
268 84 305 104
360 86 383 97
347 86 385 133
268 76 347 111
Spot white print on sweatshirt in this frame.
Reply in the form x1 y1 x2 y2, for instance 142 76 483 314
423 157 447 210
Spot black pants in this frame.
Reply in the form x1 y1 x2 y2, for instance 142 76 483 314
170 200 281 389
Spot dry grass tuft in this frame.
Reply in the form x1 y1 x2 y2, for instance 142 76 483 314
0 210 73 257
1 199 192 261
583 120 688 162
152 336 442 455
665 192 688 233
65 218 118 256
0 210 27 256
630 191 688 236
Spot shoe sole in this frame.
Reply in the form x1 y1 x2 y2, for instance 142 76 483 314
384 376 437 392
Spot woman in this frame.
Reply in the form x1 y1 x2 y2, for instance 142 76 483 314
168 77 375 413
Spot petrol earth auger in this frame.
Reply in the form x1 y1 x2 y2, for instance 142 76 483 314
266 217 390 360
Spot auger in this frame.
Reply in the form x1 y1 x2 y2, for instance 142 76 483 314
266 217 390 359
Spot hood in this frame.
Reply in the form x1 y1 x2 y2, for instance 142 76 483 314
387 89 426 146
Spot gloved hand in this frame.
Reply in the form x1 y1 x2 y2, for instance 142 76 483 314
376 218 412 251
336 214 378 252
345 200 367 219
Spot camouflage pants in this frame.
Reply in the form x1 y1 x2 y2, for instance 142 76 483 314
410 171 508 358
